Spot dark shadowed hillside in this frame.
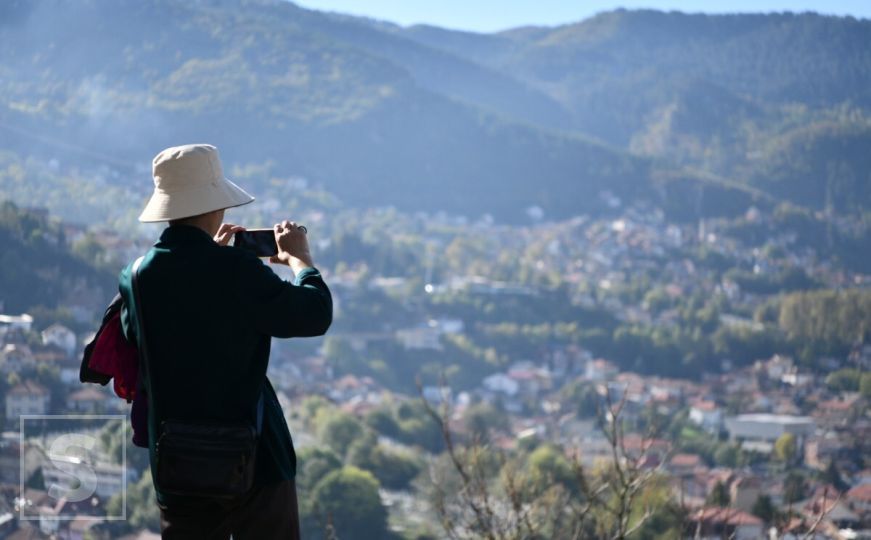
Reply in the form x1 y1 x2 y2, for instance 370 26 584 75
0 201 113 315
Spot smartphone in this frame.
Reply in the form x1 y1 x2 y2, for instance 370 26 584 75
233 229 278 257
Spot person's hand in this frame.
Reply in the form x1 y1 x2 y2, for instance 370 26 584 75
214 223 246 246
270 220 314 273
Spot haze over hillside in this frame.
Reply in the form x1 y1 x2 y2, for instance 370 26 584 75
0 0 869 223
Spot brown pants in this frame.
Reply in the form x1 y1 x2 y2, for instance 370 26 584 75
159 479 300 540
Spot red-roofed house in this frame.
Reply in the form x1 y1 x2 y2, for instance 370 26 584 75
688 507 764 539
668 453 704 477
66 387 108 413
803 486 861 531
852 469 871 486
846 483 871 516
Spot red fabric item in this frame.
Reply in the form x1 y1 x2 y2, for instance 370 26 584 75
88 310 140 401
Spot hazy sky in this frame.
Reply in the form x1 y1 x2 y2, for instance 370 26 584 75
292 0 870 32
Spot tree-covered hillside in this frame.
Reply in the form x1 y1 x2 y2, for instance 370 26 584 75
0 1 868 223
0 0 663 223
401 10 871 135
395 10 871 215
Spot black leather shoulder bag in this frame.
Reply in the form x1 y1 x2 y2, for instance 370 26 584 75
132 256 264 500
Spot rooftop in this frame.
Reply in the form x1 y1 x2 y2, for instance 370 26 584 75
728 413 814 424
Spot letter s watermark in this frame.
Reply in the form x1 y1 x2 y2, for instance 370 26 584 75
20 415 126 520
47 433 98 502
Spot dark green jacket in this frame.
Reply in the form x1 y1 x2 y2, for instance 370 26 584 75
118 224 332 505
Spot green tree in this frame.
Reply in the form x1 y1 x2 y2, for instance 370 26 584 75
783 473 806 504
99 419 149 474
560 379 600 418
774 433 797 463
751 494 776 523
346 431 379 468
106 471 159 532
316 409 365 457
826 369 861 392
345 424 425 490
393 401 444 453
642 287 674 314
527 444 576 494
301 395 331 421
860 373 871 398
819 460 848 492
713 444 743 468
296 446 342 493
463 402 509 442
705 481 730 507
322 336 361 373
71 232 112 269
365 407 401 439
310 467 389 540
779 289 871 357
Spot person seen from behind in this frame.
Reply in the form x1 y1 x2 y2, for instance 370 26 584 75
118 143 332 539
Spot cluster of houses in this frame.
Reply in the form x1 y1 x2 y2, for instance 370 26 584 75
0 318 120 426
0 198 868 538
269 334 870 539
0 313 149 539
535 204 868 331
262 320 871 538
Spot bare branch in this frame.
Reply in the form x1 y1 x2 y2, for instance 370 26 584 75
801 487 842 540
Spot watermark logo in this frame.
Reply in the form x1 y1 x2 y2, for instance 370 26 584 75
19 415 128 522
46 433 99 502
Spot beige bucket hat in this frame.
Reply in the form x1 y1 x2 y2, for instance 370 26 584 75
138 144 255 222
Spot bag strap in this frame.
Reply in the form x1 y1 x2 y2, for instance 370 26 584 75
131 256 265 436
131 257 150 378
255 393 264 435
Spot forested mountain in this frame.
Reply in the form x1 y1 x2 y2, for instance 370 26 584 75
0 0 664 223
395 10 871 214
0 0 868 222
398 10 871 135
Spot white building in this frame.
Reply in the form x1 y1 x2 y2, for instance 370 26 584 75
689 401 723 432
781 371 814 387
429 318 464 334
0 313 34 333
41 324 77 357
585 359 619 381
758 354 793 380
482 373 519 396
725 413 815 445
481 373 522 413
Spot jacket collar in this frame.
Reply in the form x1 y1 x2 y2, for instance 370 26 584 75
158 224 216 246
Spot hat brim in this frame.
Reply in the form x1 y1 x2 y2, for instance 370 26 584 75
138 177 255 222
